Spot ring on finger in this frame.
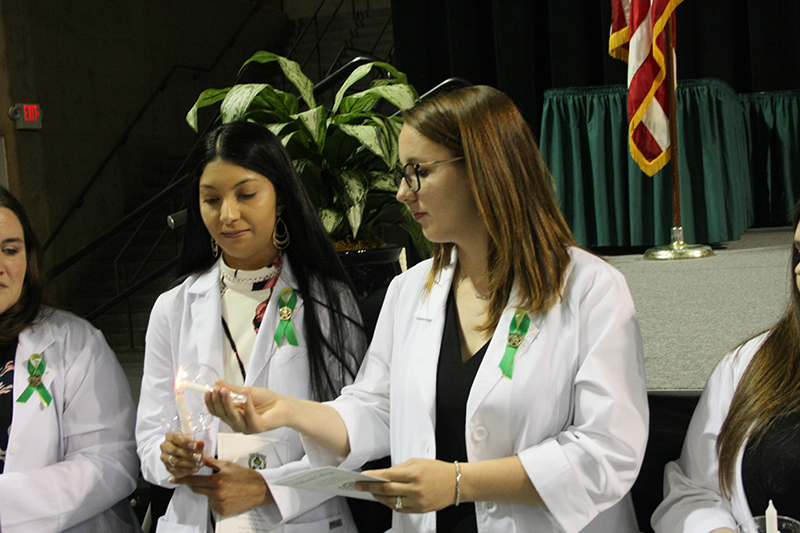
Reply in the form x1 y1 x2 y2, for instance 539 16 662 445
395 495 403 511
168 454 177 467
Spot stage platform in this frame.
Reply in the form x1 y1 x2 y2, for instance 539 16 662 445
605 226 793 391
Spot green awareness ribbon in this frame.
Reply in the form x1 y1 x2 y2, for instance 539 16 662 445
16 354 53 407
499 309 531 379
274 287 299 346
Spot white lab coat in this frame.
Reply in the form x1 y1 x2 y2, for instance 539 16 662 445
0 308 139 533
136 257 358 533
651 333 768 533
303 247 649 533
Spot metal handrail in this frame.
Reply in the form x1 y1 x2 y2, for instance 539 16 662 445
299 0 348 72
42 2 264 252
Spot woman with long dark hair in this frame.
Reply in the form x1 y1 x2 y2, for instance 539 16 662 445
652 200 800 531
206 86 648 533
0 186 138 532
135 121 367 532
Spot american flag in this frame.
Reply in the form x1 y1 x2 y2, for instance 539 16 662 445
610 0 684 177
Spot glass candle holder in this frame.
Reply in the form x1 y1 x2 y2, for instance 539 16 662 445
737 516 800 533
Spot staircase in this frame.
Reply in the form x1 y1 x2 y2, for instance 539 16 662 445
289 6 394 92
67 173 185 402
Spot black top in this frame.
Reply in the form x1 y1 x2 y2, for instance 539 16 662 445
741 410 800 519
435 288 489 533
0 340 16 473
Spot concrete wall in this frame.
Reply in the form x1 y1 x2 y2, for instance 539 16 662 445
0 0 291 302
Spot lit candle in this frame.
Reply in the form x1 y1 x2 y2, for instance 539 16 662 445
178 379 247 403
174 368 193 438
180 380 212 394
174 391 193 438
766 500 778 533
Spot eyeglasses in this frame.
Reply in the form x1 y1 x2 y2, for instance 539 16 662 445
393 157 464 192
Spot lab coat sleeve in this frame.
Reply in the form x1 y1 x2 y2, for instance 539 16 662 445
517 263 649 533
301 276 396 471
136 294 179 487
0 323 138 533
651 344 751 533
252 455 348 527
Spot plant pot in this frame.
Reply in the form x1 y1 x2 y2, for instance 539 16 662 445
338 246 403 300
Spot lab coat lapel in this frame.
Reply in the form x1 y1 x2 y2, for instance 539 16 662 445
187 265 225 378
409 261 454 422
466 284 540 422
8 319 59 470
246 256 303 386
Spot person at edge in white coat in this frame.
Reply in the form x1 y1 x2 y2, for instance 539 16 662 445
135 121 367 533
652 199 800 532
205 86 650 533
0 186 139 533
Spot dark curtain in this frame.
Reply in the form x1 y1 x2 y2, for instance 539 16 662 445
391 0 800 139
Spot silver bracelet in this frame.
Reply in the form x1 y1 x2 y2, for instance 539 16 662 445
454 461 462 506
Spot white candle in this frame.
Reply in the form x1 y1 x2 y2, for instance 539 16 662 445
766 500 778 533
174 392 193 438
179 379 246 403
180 380 211 394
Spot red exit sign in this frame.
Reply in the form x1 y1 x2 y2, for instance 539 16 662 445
8 103 42 130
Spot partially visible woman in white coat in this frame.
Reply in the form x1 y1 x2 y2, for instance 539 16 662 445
207 86 649 533
652 200 800 532
0 186 139 533
135 121 366 533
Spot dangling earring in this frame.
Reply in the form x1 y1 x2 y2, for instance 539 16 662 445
211 237 220 258
273 216 290 250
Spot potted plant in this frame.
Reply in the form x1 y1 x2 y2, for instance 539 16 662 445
186 51 430 260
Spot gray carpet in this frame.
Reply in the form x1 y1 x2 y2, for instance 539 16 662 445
605 227 794 391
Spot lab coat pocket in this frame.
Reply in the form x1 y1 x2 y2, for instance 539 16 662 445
155 516 202 533
283 514 344 533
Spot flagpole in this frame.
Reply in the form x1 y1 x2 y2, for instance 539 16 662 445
665 13 680 230
643 11 713 260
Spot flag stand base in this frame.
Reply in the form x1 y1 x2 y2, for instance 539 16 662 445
644 227 715 260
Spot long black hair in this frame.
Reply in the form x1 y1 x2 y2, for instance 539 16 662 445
0 187 44 343
179 121 366 400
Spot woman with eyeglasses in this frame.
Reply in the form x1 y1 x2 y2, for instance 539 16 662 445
135 121 367 533
206 86 648 533
0 186 139 532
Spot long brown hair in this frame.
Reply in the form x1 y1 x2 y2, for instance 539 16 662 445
403 85 576 330
717 199 800 498
0 187 44 343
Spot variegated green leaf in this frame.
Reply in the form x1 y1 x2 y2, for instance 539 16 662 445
369 171 397 192
220 84 269 123
332 63 375 113
186 87 230 131
339 169 368 236
240 51 316 108
293 106 327 149
338 124 388 165
339 84 418 115
368 116 403 168
318 208 343 234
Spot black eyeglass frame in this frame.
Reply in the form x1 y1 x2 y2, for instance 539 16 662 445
393 157 465 192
